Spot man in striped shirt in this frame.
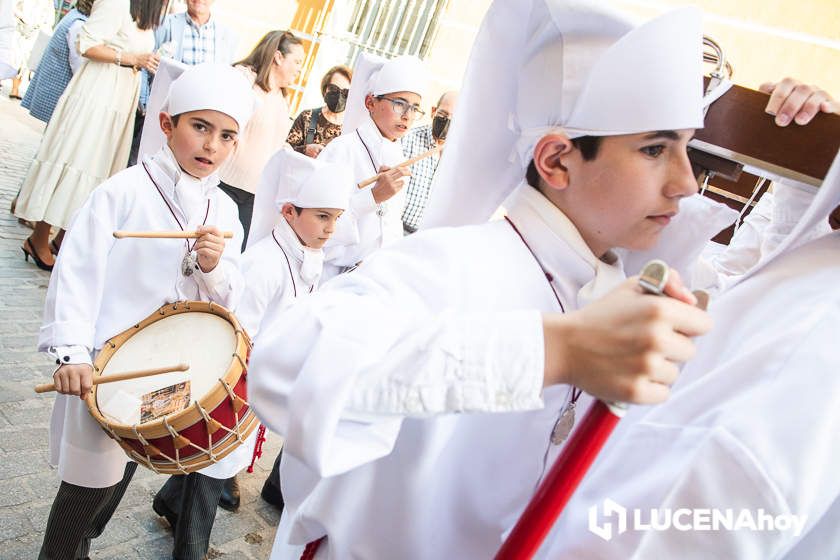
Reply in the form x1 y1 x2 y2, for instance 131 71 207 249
400 90 458 233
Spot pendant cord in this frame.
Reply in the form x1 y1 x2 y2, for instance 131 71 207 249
143 162 211 253
505 216 583 493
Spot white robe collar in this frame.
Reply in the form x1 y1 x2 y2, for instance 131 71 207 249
355 114 405 174
272 218 324 289
143 145 219 224
505 182 625 309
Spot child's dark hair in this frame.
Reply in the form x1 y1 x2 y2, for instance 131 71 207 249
292 206 303 215
526 136 602 188
170 114 181 125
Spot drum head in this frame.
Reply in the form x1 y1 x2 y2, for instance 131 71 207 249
96 312 237 425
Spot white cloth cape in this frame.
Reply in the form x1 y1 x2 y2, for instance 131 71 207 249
41 148 245 487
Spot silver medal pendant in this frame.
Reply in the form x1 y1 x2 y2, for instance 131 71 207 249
550 401 576 445
376 203 387 217
181 251 198 277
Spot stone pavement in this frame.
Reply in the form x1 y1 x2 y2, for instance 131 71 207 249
0 93 281 559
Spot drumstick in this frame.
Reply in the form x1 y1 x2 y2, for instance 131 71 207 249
34 363 190 394
113 231 235 239
357 145 442 189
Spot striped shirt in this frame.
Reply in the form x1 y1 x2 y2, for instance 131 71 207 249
181 15 216 66
400 124 440 233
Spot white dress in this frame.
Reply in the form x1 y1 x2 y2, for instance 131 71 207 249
15 0 153 229
41 147 243 487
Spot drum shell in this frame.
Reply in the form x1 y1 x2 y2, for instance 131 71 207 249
85 301 258 474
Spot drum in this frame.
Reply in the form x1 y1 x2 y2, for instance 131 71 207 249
85 301 258 474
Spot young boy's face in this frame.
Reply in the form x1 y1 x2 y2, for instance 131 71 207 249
365 91 422 141
555 129 697 257
160 109 239 178
282 204 344 249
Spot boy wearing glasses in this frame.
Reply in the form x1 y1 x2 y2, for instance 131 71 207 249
316 54 428 277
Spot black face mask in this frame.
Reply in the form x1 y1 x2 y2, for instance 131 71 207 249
324 89 347 113
431 114 451 141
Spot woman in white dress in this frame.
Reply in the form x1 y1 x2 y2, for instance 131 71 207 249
15 0 164 270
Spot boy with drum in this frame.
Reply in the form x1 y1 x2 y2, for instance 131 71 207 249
36 63 254 560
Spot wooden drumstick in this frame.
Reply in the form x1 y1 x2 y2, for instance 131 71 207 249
113 231 235 239
357 145 442 189
34 363 190 394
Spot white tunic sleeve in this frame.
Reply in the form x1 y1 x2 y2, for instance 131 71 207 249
235 251 290 338
692 181 826 293
39 187 121 352
248 234 545 477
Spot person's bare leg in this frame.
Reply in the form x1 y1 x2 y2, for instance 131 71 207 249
53 229 66 253
24 221 56 267
9 76 21 98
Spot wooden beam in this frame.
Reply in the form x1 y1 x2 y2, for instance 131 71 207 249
691 78 840 187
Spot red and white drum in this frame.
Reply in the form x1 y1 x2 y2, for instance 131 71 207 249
85 301 258 474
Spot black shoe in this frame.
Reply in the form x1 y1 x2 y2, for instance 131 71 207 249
21 237 54 271
260 478 284 512
152 494 179 530
218 475 240 512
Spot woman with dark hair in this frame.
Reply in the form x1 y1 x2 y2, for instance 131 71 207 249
15 0 164 271
217 29 304 248
286 64 352 157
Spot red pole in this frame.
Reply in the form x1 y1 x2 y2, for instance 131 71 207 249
495 260 669 559
494 401 624 559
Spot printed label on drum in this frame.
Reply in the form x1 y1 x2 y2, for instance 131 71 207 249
140 381 191 423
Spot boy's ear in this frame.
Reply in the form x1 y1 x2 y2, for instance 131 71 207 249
281 203 295 221
533 134 574 191
364 94 375 112
159 112 175 139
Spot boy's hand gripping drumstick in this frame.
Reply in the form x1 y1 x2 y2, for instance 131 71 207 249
357 145 442 189
35 363 190 394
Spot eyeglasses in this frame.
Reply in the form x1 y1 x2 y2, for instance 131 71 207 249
325 84 349 97
376 96 426 119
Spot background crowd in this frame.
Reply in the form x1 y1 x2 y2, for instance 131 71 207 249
3 0 457 271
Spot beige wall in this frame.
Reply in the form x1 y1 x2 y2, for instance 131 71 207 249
615 0 840 94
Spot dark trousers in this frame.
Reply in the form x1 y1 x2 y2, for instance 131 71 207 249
39 462 138 560
218 181 255 251
128 109 146 167
155 474 227 560
39 462 224 560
